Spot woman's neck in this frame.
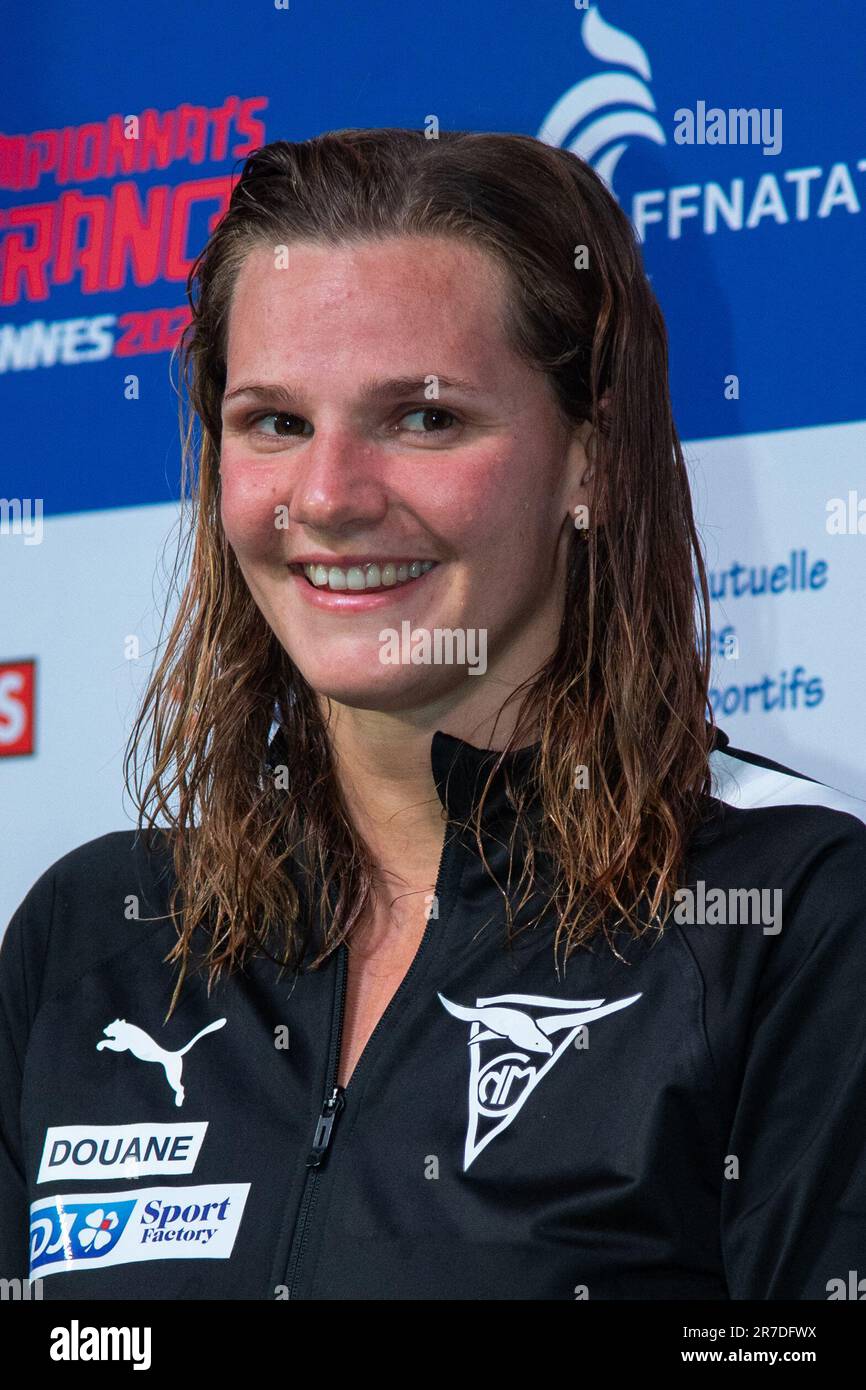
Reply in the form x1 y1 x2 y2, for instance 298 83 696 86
320 696 531 896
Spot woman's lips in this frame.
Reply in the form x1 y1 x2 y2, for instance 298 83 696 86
287 562 438 611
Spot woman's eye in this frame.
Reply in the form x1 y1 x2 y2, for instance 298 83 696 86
251 413 310 438
398 407 458 434
240 407 457 441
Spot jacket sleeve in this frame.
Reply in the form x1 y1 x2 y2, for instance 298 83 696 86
720 819 866 1299
0 866 55 1280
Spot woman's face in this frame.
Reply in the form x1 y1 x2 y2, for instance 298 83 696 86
219 235 592 717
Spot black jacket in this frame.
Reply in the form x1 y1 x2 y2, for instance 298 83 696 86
2 725 866 1300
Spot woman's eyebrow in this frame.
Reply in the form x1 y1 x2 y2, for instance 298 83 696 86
222 375 485 408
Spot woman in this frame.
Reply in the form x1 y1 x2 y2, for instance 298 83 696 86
2 128 865 1301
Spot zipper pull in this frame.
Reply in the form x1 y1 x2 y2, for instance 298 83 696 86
306 1085 345 1168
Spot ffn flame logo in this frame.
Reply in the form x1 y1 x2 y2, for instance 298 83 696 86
537 4 665 193
439 990 641 1170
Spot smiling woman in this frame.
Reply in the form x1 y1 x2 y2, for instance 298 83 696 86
2 128 866 1302
135 129 713 1005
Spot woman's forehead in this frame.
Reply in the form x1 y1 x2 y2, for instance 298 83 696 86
224 237 520 391
228 234 509 325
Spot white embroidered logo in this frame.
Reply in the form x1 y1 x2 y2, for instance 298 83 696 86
439 991 641 1169
96 1019 227 1107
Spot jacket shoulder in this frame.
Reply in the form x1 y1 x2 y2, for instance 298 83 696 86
1 828 178 1030
693 731 866 897
684 734 866 1019
708 729 866 829
35 826 175 902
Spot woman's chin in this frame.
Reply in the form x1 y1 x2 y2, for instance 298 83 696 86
297 662 465 714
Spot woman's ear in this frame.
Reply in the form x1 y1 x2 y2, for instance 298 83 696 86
566 392 611 525
563 420 595 532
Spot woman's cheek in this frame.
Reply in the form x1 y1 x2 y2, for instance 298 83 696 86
219 458 284 553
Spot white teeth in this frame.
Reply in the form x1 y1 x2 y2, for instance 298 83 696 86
301 560 434 592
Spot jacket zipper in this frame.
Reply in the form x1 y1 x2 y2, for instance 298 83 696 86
283 946 348 1299
282 818 459 1299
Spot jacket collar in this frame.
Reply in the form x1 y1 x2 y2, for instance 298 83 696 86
266 720 728 823
430 721 729 822
430 730 542 823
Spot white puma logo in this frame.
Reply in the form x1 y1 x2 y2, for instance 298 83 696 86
96 1018 227 1107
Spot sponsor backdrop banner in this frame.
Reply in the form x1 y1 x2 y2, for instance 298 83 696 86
2 0 865 926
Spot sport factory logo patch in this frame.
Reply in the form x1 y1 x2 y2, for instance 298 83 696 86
29 1183 250 1279
439 990 641 1169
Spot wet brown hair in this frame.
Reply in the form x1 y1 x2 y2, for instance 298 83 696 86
124 128 715 1014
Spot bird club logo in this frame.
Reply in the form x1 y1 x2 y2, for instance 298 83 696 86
439 990 641 1169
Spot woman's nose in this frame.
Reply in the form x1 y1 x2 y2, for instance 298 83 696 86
287 430 389 532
